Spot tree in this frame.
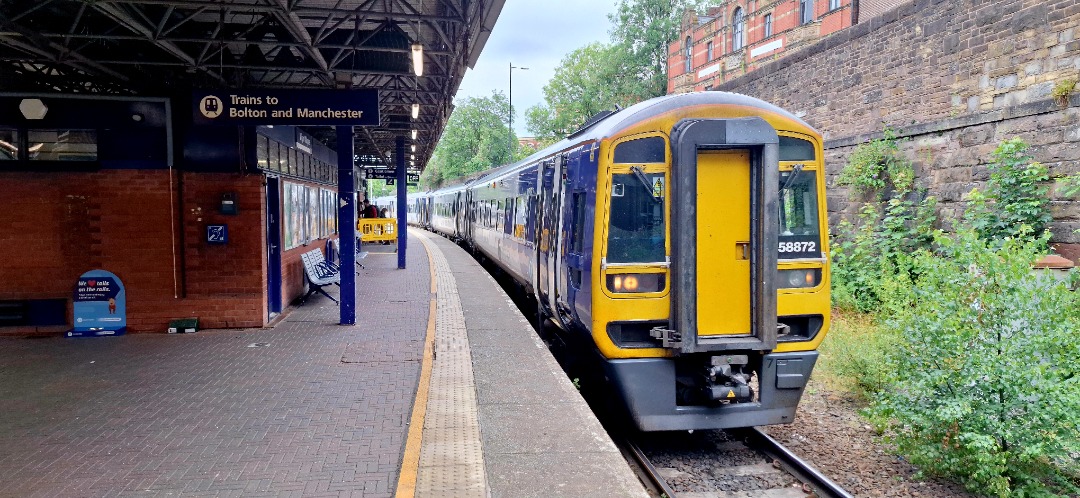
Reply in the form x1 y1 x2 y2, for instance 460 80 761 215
609 0 703 99
525 43 628 141
526 0 702 141
422 91 515 188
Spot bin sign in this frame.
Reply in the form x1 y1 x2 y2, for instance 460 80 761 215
69 270 127 337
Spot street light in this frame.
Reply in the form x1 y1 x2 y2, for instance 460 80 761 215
509 62 529 154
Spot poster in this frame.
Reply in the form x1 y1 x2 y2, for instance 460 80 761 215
69 269 126 337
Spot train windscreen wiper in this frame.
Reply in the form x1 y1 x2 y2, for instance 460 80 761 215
780 163 804 192
630 166 661 203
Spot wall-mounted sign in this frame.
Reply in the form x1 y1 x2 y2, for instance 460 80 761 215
192 89 379 126
69 270 126 337
207 224 228 244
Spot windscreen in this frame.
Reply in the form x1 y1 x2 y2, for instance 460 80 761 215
607 171 666 263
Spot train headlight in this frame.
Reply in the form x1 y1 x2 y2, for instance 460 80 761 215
777 268 821 289
607 273 665 293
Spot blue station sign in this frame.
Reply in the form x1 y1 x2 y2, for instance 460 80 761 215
69 269 127 337
192 89 379 126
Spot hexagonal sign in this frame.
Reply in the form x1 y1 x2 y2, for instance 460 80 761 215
19 98 48 120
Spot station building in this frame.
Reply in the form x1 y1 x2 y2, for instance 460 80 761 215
0 1 502 335
668 0 894 93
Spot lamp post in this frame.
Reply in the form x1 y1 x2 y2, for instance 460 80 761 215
509 62 528 155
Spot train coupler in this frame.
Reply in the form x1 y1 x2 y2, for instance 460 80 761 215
649 326 681 348
705 354 754 403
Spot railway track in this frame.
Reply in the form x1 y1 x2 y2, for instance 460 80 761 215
626 428 853 498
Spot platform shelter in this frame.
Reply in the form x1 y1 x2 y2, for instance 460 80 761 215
0 0 503 334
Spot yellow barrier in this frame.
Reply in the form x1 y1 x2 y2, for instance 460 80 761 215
358 218 397 242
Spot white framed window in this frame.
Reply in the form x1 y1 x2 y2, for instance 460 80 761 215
829 0 841 10
707 41 714 61
764 13 773 38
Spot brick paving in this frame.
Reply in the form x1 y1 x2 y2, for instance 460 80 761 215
0 235 429 497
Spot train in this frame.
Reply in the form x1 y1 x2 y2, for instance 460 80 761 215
375 91 830 431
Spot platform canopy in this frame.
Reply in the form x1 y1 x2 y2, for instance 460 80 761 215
0 0 504 169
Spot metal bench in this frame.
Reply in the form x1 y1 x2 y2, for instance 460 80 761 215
300 248 340 304
330 237 368 273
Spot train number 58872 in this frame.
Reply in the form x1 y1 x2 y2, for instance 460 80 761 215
779 241 816 253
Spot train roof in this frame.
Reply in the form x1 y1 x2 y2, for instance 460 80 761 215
427 91 816 195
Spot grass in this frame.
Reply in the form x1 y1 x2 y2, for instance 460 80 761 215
815 309 896 401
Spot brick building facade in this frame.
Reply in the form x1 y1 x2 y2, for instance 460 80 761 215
705 0 1080 261
669 0 858 93
0 95 346 334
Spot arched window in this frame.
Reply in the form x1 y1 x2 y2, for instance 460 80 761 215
684 36 692 73
732 8 745 51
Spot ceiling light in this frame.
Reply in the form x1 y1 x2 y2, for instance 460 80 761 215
411 145 416 152
411 129 418 140
411 43 423 77
411 103 419 119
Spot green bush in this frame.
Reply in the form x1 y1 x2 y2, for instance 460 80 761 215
869 228 1080 497
965 138 1051 248
837 127 915 198
831 195 937 313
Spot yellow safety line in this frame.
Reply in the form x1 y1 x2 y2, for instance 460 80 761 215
395 230 437 498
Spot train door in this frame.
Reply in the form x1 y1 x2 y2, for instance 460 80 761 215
697 150 751 336
664 118 779 353
548 155 568 317
558 152 584 314
536 158 557 307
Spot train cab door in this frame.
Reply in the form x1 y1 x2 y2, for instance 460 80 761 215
666 118 780 354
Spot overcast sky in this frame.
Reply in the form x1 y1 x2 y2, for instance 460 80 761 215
453 1 617 136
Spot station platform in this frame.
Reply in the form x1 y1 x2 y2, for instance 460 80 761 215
0 229 647 497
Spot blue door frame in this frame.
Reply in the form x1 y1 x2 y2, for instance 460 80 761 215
266 176 283 318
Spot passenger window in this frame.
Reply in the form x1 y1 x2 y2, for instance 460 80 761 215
613 136 666 164
779 136 815 161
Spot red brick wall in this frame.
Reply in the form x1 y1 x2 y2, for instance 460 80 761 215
0 169 272 333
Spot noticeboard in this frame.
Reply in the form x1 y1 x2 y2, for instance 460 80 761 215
69 269 127 337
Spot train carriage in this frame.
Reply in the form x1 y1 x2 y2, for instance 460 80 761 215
422 91 830 431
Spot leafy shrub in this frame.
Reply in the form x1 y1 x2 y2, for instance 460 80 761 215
869 228 1080 497
964 138 1051 248
837 127 915 198
1058 173 1080 198
831 195 937 312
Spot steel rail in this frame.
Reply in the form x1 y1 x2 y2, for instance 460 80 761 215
625 439 679 498
739 427 855 498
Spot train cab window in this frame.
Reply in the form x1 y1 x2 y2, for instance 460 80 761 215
613 136 665 163
28 129 97 161
778 169 822 259
607 171 666 263
779 136 815 161
0 129 18 160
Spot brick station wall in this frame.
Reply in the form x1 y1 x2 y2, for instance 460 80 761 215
0 169 270 333
715 0 1080 261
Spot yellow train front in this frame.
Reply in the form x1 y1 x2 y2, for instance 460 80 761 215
577 92 830 431
428 92 830 431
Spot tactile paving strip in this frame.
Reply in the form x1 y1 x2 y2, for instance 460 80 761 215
414 231 488 497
